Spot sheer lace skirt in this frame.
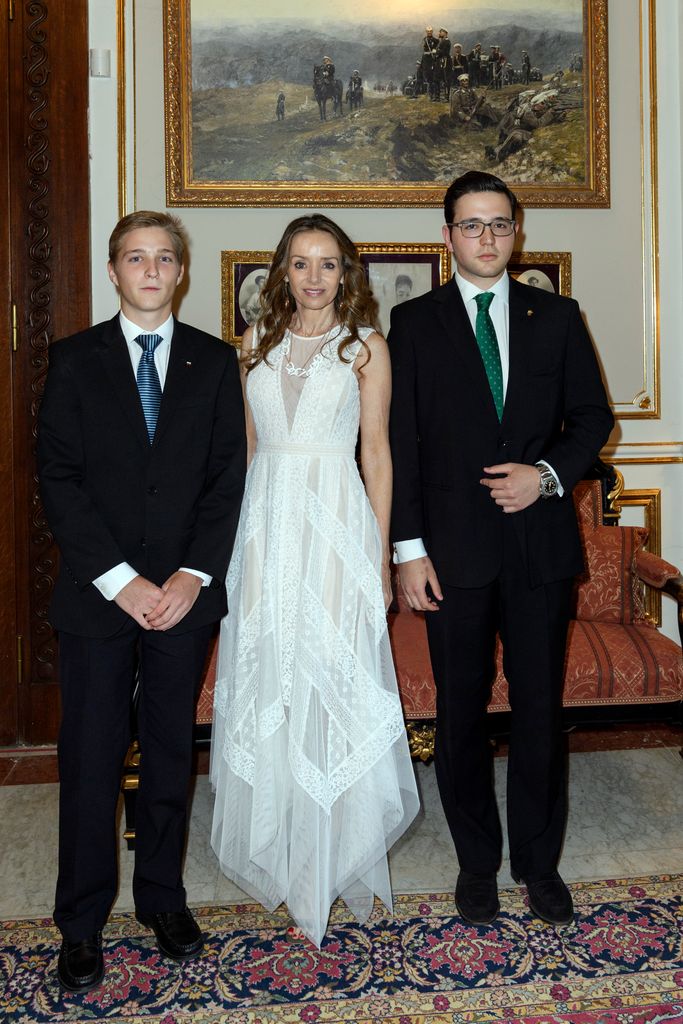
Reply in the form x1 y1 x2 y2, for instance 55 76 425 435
210 451 419 946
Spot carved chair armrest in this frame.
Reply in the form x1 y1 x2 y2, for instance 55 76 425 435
635 548 681 589
635 549 683 646
661 576 683 648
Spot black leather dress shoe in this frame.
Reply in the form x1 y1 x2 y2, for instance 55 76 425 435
455 870 500 925
513 870 574 925
135 907 204 961
57 932 104 992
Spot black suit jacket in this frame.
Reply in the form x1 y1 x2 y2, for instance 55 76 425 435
38 315 246 637
388 276 614 589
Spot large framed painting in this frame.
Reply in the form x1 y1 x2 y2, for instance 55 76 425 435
164 0 608 208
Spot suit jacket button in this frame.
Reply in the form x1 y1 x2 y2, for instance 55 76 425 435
141 539 146 547
147 485 158 496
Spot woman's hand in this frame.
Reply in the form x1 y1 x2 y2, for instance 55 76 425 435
382 560 393 611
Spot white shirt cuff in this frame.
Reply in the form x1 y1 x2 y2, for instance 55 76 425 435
179 567 212 587
92 562 139 601
537 460 564 497
393 538 428 563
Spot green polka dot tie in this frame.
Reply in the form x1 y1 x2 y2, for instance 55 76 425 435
474 291 504 421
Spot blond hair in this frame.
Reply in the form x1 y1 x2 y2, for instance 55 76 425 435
108 211 187 264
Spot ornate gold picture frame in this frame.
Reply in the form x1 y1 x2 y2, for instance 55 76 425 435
356 243 451 335
508 250 572 296
221 250 273 347
165 0 608 208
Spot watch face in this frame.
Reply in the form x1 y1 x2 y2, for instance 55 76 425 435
537 465 557 496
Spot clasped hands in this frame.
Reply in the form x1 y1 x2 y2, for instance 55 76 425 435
399 462 541 612
114 570 202 630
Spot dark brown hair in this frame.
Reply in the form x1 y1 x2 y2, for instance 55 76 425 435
443 170 519 224
108 211 187 264
244 214 379 373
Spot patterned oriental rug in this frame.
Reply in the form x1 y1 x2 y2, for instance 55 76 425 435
2 876 682 1024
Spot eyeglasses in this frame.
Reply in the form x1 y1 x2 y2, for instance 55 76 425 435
446 219 516 238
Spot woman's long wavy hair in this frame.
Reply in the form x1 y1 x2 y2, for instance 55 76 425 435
243 214 380 373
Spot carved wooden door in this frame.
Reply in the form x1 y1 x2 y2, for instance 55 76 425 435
1 0 91 744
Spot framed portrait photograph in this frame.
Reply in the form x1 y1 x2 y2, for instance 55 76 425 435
164 0 608 208
508 250 572 296
221 250 272 345
357 243 451 336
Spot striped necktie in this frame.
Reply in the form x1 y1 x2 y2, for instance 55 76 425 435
474 292 504 421
135 333 163 442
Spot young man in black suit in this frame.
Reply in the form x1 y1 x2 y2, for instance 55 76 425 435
38 212 246 991
388 171 613 927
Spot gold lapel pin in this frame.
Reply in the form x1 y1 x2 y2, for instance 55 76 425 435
527 309 534 317
186 361 192 367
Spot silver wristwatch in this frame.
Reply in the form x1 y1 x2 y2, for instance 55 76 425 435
535 462 558 498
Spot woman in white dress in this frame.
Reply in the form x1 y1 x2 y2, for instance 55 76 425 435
210 214 419 947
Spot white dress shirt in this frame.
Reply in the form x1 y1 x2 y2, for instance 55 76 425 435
92 312 211 600
394 270 561 565
120 309 174 386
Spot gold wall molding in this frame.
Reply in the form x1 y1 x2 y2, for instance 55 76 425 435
610 0 659 419
613 487 662 624
602 441 683 464
117 0 136 216
117 0 126 216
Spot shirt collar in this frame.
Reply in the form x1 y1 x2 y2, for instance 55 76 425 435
119 311 174 346
454 267 509 306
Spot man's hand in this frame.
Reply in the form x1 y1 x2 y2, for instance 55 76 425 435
480 463 541 513
398 555 443 612
114 575 165 630
145 571 203 631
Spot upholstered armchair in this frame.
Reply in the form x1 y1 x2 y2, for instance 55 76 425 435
390 470 683 760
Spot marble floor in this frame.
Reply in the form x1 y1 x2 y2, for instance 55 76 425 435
1 742 682 921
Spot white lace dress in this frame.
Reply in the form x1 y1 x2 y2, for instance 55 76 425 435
210 326 419 946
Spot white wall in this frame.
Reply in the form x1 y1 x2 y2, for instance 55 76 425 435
88 0 121 312
89 0 683 641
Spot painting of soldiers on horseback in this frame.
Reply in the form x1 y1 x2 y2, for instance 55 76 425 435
165 0 608 207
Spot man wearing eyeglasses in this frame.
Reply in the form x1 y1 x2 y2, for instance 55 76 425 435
388 170 613 929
